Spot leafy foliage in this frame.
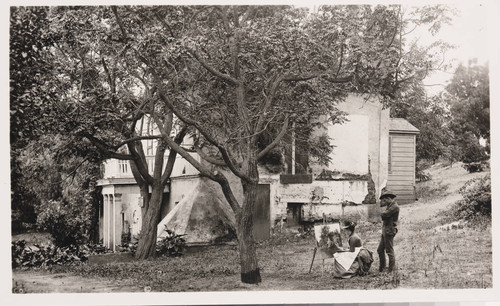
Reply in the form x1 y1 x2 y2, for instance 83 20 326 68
391 84 451 163
10 6 57 233
457 131 489 172
415 165 432 182
11 241 106 268
446 62 490 146
156 228 187 257
10 7 56 148
36 199 94 247
18 134 101 246
445 62 490 168
450 175 491 222
462 161 489 174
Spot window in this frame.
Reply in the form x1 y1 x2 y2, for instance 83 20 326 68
146 139 154 156
118 159 129 174
284 125 310 175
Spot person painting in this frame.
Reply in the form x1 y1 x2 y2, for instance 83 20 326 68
331 220 373 278
377 189 400 273
341 220 362 252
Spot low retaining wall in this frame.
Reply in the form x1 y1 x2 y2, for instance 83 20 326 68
302 202 377 222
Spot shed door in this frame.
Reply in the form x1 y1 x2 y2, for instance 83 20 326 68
253 184 270 241
387 133 417 203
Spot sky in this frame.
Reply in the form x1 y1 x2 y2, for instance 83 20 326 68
417 2 495 94
296 0 496 95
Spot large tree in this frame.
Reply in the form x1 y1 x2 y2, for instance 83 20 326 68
26 6 192 259
16 5 451 283
106 5 450 283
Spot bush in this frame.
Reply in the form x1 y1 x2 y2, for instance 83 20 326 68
462 160 489 173
36 199 93 247
459 132 488 172
416 166 431 182
450 175 491 222
415 160 432 182
156 227 186 257
11 240 106 268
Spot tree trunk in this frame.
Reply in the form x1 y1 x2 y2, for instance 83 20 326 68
237 160 261 284
135 183 164 260
139 184 150 225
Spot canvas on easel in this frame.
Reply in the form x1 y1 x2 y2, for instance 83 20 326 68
308 222 343 273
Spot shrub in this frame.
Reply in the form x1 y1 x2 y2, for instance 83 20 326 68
416 166 431 182
11 240 105 268
450 175 491 222
459 132 489 173
462 160 489 173
36 199 93 247
156 227 186 257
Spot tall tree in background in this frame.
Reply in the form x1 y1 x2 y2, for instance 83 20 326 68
391 82 451 163
446 61 490 153
10 7 57 231
18 134 101 246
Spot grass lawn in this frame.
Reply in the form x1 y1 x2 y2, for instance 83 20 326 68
12 163 492 292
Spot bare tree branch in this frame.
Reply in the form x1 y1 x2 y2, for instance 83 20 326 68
111 6 128 41
80 132 134 160
194 144 227 166
188 50 239 86
161 125 188 183
257 116 289 160
153 84 248 181
115 135 162 148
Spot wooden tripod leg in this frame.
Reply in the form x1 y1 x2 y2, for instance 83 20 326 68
309 247 317 273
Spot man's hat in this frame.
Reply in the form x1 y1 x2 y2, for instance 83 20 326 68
341 220 356 229
379 189 397 199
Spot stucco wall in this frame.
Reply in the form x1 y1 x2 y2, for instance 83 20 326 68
334 94 389 197
262 94 389 227
170 153 201 178
168 176 200 213
326 114 369 174
261 175 370 225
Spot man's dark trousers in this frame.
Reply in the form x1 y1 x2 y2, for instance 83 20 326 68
377 232 396 272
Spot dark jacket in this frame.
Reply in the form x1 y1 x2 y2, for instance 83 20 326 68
381 201 399 235
348 233 362 252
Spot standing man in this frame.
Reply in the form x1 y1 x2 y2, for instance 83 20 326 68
377 189 400 273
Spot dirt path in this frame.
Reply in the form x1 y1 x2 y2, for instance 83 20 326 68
12 270 142 293
399 163 486 222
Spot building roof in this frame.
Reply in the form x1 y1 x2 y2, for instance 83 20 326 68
389 118 420 134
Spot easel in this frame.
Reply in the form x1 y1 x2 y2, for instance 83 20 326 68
308 216 342 274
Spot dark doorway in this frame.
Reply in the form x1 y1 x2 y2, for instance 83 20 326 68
286 203 303 227
253 184 270 241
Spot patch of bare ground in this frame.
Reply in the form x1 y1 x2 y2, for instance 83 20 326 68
401 162 488 222
12 270 141 293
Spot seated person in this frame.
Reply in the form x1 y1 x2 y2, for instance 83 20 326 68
332 220 373 278
342 220 362 252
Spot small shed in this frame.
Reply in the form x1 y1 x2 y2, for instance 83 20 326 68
386 118 420 204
